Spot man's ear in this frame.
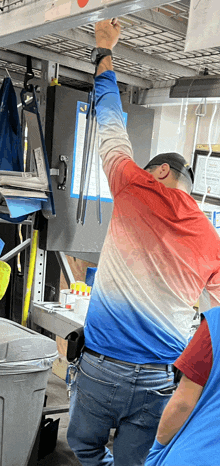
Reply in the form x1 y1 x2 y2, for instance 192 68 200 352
158 163 170 180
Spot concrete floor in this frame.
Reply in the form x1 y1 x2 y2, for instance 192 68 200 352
37 372 113 466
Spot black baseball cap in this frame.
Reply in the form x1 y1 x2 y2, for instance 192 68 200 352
144 152 194 184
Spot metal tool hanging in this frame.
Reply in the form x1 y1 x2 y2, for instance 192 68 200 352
76 87 102 225
20 56 56 218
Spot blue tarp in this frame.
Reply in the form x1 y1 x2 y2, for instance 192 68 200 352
0 77 23 172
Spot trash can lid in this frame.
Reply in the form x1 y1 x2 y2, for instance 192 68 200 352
0 318 57 363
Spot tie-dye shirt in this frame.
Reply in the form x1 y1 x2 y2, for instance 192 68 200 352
84 71 220 364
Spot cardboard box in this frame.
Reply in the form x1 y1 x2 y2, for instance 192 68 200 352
52 355 69 380
52 336 69 380
56 335 68 357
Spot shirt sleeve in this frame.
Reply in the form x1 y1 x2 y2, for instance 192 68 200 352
206 265 220 307
95 70 135 197
174 318 212 387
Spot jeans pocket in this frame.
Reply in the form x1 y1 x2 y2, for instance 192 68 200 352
138 389 172 426
76 364 118 415
153 385 176 395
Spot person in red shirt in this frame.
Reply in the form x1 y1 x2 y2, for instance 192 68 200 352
145 314 213 466
174 317 212 387
155 317 212 445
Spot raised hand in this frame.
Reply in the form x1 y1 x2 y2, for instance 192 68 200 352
95 18 121 50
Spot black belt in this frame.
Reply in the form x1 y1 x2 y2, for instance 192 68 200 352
84 347 174 372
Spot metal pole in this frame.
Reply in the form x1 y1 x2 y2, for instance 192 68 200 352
0 238 31 262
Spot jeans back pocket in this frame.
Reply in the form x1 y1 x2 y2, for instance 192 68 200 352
77 361 118 416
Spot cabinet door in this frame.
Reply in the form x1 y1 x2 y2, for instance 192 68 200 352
45 85 154 256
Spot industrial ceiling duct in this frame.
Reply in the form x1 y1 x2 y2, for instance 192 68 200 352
169 74 220 99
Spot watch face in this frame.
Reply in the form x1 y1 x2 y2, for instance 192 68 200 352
91 48 98 65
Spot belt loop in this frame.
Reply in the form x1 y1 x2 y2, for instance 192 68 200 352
166 364 173 374
135 364 141 373
98 354 105 363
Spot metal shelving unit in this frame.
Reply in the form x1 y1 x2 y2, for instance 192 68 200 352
0 1 219 91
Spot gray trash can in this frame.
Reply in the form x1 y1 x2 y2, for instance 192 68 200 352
0 318 58 466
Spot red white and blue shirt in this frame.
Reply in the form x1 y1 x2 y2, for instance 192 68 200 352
84 71 220 364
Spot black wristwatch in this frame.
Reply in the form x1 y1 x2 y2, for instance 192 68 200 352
91 47 112 67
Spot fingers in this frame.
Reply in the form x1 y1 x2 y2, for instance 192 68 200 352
95 18 121 49
95 18 120 32
95 19 110 32
112 18 121 33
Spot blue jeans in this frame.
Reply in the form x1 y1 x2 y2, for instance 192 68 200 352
67 352 174 466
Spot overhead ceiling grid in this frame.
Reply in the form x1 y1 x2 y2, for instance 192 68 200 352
0 0 220 90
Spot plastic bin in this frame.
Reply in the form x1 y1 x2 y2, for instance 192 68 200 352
0 318 58 466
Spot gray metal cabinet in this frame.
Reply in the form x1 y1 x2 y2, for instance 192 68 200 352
45 85 154 258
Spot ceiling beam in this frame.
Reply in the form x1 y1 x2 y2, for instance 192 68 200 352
59 66 94 85
0 48 149 88
0 0 179 48
140 86 220 106
7 32 197 87
6 43 152 88
0 69 40 88
54 27 197 77
0 49 41 71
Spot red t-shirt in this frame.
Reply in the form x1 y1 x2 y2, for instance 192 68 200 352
174 318 212 386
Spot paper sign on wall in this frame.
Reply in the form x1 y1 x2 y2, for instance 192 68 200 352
193 154 220 198
70 101 127 203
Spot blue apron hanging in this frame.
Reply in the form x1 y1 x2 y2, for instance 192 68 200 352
0 77 23 172
0 77 55 223
0 77 28 222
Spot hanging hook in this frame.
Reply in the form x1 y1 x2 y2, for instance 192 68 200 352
5 67 12 80
24 55 34 92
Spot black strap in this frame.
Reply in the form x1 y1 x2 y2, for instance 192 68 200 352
24 55 34 91
65 327 85 362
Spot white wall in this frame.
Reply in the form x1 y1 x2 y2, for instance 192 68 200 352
150 101 220 163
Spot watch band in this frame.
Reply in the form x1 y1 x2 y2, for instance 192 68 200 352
91 47 112 78
96 51 112 67
91 47 112 64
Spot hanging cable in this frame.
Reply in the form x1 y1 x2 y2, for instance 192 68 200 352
182 62 208 132
175 98 186 154
190 98 207 166
182 98 189 127
182 76 198 127
212 104 220 144
177 98 184 136
200 102 218 211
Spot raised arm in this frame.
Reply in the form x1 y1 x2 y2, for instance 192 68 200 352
95 18 120 76
94 20 134 195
